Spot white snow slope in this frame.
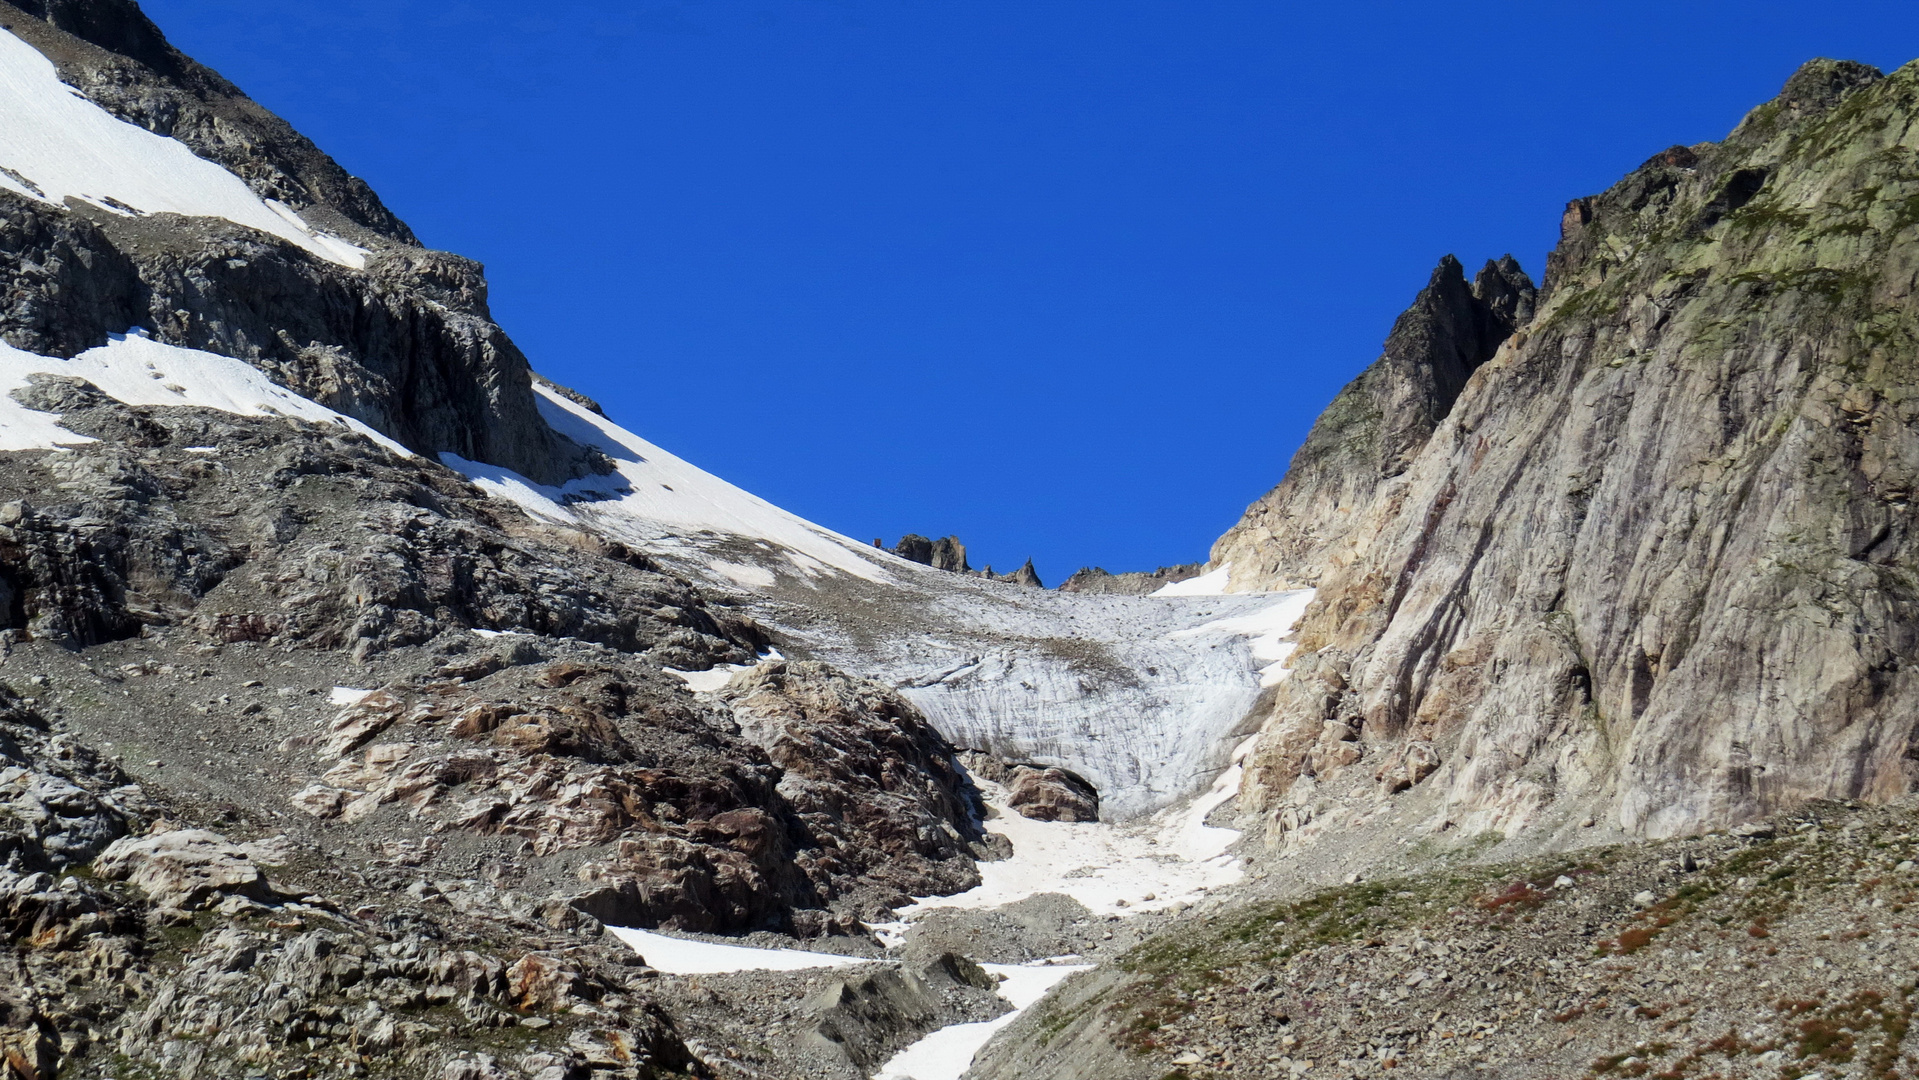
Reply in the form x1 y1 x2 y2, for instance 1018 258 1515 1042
605 927 869 975
0 28 367 267
444 386 894 585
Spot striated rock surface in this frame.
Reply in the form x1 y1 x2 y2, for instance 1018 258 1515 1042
92 825 271 909
1235 58 1919 840
1210 254 1535 593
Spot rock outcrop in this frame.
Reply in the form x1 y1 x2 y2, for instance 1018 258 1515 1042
1056 563 1204 595
882 534 1044 586
1234 58 1919 840
1003 765 1100 823
889 534 973 573
1209 255 1535 592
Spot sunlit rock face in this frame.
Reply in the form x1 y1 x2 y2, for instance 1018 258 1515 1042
1235 58 1919 840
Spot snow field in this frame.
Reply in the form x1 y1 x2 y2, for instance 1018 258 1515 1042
1170 587 1316 687
1153 563 1230 595
0 29 367 267
605 927 870 975
873 960 1092 1080
442 386 896 587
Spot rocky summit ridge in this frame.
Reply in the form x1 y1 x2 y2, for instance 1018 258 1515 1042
0 3 1915 1079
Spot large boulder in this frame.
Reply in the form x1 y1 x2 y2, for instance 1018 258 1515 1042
93 827 270 909
1004 766 1100 823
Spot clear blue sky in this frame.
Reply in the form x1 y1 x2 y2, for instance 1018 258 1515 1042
146 1 1919 582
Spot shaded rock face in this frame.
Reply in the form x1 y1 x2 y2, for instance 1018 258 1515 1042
1056 563 1204 595
718 660 989 917
0 684 132 872
1210 254 1536 591
0 7 596 485
0 401 734 658
1238 58 1919 840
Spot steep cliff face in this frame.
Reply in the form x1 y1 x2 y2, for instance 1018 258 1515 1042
1210 254 1535 592
0 2 590 485
1239 58 1919 840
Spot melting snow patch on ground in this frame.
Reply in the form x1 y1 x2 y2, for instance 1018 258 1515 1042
441 386 893 586
0 332 409 455
327 687 373 707
882 761 1255 928
874 960 1091 1080
606 927 870 975
0 28 366 267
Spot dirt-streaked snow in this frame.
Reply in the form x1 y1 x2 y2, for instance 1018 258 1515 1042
873 960 1091 1080
0 29 367 268
606 926 870 975
1171 588 1316 687
0 331 408 454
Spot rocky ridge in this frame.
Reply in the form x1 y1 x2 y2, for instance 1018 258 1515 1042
1212 58 1919 845
881 535 1043 588
1055 563 1205 596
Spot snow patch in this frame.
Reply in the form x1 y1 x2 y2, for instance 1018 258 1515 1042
440 386 893 586
709 560 777 588
1153 563 1230 596
1155 733 1261 862
665 664 754 693
606 926 869 975
328 687 373 707
874 961 1091 1080
0 29 367 268
886 772 1249 922
0 331 409 456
